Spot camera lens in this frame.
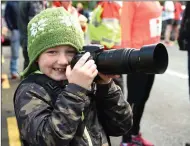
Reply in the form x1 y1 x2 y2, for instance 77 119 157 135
96 43 168 74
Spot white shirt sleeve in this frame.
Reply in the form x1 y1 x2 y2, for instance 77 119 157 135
164 1 175 12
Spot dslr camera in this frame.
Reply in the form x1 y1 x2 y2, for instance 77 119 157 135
71 43 168 74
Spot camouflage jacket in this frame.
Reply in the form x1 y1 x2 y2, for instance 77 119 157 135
14 74 132 146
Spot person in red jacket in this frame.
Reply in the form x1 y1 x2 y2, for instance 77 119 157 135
52 1 88 33
52 0 78 18
173 1 183 42
120 1 162 146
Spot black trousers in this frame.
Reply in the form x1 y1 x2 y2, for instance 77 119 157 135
22 46 29 70
122 73 155 142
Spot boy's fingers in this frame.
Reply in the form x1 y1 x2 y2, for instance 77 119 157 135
74 52 90 69
107 75 120 78
92 69 98 77
82 60 95 69
88 64 97 73
66 65 71 77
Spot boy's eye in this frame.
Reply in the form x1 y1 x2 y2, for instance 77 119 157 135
66 50 76 54
47 51 57 54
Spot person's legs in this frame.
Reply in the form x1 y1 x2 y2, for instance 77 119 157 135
131 74 155 146
133 74 155 132
122 73 155 145
164 19 174 45
122 73 147 143
129 74 155 135
173 20 181 41
10 29 20 78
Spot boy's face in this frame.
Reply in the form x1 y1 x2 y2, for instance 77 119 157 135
37 45 77 81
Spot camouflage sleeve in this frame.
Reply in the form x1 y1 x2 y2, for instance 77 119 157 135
95 80 133 136
14 83 89 146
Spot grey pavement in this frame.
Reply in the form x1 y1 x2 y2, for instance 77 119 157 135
2 43 190 146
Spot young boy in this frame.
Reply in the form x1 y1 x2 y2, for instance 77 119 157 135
14 7 132 146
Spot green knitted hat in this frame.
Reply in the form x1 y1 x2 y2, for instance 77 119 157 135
21 7 84 78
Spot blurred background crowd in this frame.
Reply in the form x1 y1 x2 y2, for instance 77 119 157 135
1 1 190 146
1 1 187 79
1 1 186 48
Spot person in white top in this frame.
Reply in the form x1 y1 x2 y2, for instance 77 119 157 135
163 1 175 45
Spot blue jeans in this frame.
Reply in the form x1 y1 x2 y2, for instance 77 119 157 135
10 29 20 75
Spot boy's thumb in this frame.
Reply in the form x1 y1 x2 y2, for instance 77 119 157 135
66 65 71 77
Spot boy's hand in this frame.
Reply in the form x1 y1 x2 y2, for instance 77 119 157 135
96 72 120 84
66 52 98 90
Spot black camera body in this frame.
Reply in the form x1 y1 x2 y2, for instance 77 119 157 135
71 43 169 74
71 45 104 69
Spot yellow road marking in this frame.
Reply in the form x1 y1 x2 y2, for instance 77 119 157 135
2 74 10 89
2 55 5 63
7 117 21 146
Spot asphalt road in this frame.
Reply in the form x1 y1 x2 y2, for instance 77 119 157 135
2 43 190 146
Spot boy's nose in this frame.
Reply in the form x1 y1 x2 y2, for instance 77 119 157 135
57 53 69 65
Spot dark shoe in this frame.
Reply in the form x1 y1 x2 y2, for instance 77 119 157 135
11 74 19 80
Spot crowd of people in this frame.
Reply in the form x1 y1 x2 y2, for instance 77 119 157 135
1 1 190 146
162 1 185 46
1 1 186 80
